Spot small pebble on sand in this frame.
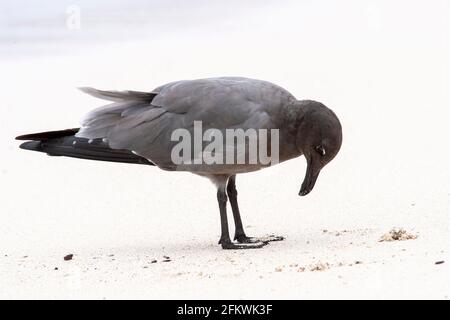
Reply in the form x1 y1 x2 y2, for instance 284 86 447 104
64 254 73 261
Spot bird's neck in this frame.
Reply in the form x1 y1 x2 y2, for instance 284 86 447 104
277 101 307 162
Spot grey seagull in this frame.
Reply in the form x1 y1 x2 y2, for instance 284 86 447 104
16 77 343 250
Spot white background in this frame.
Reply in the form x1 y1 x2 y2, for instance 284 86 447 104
0 0 449 299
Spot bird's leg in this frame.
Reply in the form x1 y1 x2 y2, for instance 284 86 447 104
217 182 267 250
227 175 285 244
226 176 247 241
217 187 231 245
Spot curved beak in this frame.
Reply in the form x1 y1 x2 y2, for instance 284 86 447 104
299 157 321 196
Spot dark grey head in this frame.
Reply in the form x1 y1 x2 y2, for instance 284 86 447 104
295 100 342 196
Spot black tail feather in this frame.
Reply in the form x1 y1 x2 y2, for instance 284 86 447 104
17 128 153 165
16 128 80 141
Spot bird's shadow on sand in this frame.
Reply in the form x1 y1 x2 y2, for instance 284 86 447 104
106 227 376 259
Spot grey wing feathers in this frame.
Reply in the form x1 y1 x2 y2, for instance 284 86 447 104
79 87 157 102
78 101 165 140
76 78 295 167
77 87 160 141
76 87 174 164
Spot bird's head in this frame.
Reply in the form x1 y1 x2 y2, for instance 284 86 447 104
295 100 342 196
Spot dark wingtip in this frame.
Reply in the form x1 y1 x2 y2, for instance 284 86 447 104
16 134 35 140
19 140 41 151
15 128 80 141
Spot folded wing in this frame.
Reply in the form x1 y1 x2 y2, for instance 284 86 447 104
77 77 295 169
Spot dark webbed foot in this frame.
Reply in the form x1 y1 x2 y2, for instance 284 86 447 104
235 234 285 244
220 239 268 250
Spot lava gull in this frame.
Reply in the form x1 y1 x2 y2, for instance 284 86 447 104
16 77 342 250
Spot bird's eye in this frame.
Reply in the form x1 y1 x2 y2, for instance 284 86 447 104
315 145 326 156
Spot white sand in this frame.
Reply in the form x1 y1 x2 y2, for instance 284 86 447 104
1 0 449 299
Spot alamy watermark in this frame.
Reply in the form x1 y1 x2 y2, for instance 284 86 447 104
170 121 279 165
66 5 81 30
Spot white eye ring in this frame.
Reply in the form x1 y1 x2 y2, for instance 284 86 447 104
315 145 326 156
